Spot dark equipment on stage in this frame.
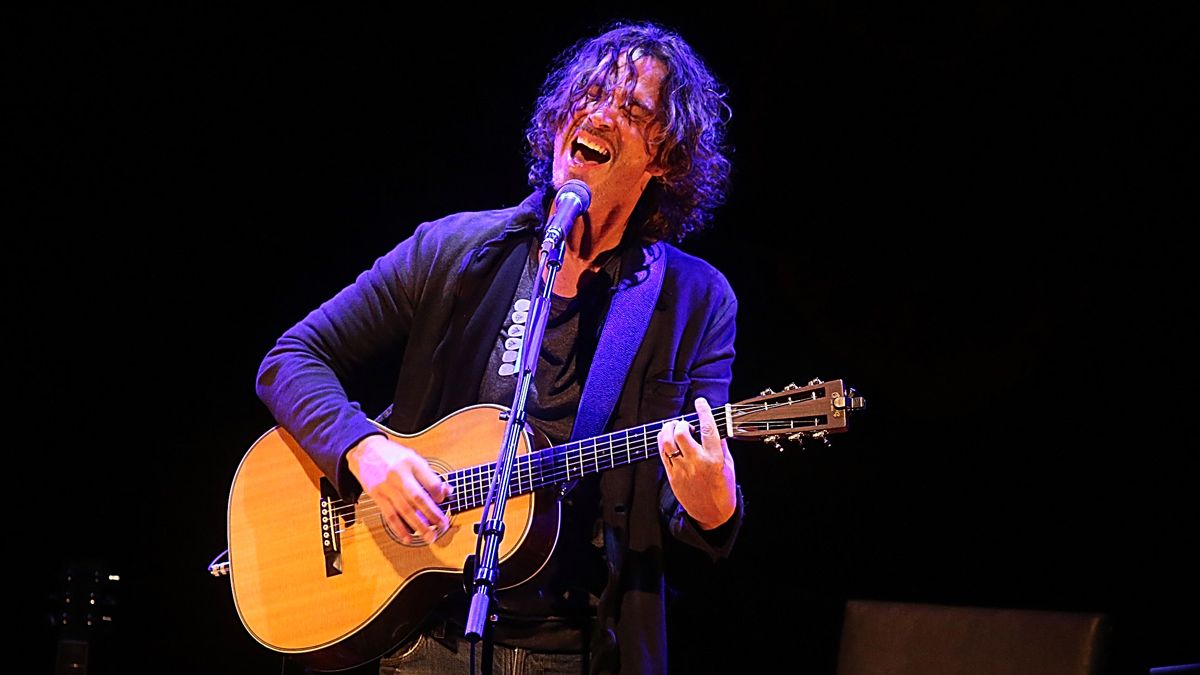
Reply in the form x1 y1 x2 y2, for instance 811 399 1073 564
49 561 120 675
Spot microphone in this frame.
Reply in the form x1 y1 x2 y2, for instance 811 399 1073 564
540 179 591 253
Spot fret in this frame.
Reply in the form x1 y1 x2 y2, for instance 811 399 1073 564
471 465 479 506
598 435 610 472
534 451 546 491
597 429 609 468
554 449 562 487
533 451 545 491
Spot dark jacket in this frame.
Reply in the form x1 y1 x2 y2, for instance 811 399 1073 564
256 189 743 673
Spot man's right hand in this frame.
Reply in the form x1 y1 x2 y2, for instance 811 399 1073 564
346 434 453 544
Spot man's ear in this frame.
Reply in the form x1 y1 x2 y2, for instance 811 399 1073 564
646 154 667 178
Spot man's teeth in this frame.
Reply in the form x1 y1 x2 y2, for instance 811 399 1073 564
576 137 610 158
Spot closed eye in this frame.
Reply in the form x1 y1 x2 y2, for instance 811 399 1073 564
625 102 652 122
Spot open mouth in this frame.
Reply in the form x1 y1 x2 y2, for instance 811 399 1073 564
571 136 611 164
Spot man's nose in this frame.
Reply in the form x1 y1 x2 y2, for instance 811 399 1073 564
586 98 617 127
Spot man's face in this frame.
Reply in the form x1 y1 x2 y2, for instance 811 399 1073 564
552 54 667 213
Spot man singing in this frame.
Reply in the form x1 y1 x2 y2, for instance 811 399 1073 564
257 21 742 674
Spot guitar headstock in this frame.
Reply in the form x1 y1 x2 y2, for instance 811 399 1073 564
727 378 865 450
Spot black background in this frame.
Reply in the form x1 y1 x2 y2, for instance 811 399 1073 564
15 4 1194 673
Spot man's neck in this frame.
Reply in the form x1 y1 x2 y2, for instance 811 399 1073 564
539 184 645 295
562 196 637 265
537 205 630 298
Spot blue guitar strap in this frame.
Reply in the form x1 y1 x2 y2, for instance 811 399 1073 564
563 241 666 495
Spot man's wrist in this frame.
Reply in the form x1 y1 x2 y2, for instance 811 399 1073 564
346 433 386 473
694 503 736 531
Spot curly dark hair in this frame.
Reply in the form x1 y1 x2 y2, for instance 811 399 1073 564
526 22 732 242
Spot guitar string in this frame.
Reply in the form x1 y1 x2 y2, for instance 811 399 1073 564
330 414 806 540
329 394 810 520
326 409 722 533
326 398 819 526
327 398 825 536
327 402 747 522
327 399 817 529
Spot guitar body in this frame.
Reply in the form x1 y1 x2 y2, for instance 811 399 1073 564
227 404 560 670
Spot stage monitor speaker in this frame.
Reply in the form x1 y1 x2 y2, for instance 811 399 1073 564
837 600 1108 675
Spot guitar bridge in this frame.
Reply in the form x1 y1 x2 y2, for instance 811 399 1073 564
319 478 344 577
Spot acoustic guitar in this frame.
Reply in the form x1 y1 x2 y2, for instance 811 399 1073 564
227 379 863 670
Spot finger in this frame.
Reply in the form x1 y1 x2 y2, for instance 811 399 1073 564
397 497 433 539
672 419 701 455
658 423 678 470
695 397 722 454
414 460 454 503
376 489 418 544
402 476 448 534
380 481 431 535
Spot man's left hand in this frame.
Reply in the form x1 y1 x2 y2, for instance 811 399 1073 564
657 397 738 530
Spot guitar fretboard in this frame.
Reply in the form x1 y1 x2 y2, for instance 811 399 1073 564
442 408 731 513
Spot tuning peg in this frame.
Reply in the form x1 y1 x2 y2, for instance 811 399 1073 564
848 388 865 409
812 430 831 447
783 382 799 391
760 387 775 396
807 377 824 386
762 434 784 451
786 432 806 443
833 388 867 411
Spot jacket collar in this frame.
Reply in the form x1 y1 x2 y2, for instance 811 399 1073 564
502 188 553 234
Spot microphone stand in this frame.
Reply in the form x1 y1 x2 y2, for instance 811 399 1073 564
462 208 575 663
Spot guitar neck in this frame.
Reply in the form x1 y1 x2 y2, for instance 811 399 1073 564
443 407 731 512
437 379 862 514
